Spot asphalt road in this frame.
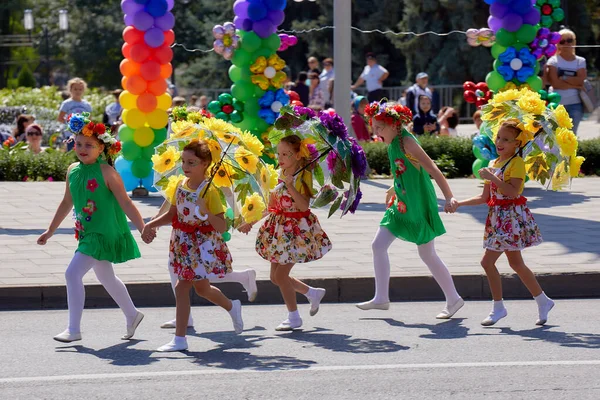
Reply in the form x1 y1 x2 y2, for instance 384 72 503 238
1 299 599 399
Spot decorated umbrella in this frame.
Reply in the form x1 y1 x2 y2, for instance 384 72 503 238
268 105 367 217
152 117 277 232
480 88 585 190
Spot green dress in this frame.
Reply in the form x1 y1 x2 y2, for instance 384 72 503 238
69 160 140 263
380 130 446 245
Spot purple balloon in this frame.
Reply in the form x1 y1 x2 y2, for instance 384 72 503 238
253 20 275 39
487 16 502 33
234 0 249 19
546 44 557 55
124 14 135 27
239 18 254 32
167 0 174 11
549 32 561 43
248 2 268 22
522 8 540 25
144 27 165 48
267 9 285 26
122 0 144 15
501 13 523 32
154 12 175 31
133 11 154 31
490 3 509 19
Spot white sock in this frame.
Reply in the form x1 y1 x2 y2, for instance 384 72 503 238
288 310 301 321
370 227 396 304
493 300 506 312
534 292 550 306
306 287 317 299
173 335 187 344
417 240 461 305
212 270 250 288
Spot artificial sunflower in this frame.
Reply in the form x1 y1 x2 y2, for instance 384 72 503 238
204 118 241 144
553 105 574 129
556 127 578 157
165 174 185 204
260 163 278 191
551 161 569 190
569 155 585 177
240 131 264 156
205 139 222 163
212 162 235 187
516 117 539 143
170 120 198 139
235 147 259 174
516 91 546 115
241 192 266 223
490 88 520 104
152 146 181 174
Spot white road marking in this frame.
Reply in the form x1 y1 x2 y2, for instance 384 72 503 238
1 360 600 384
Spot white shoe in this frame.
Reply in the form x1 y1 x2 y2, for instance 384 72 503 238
229 300 243 334
244 269 258 302
308 288 326 316
160 317 194 329
157 337 188 352
122 311 144 340
275 318 303 331
436 298 465 319
481 308 508 326
536 298 555 326
53 330 82 343
355 300 390 311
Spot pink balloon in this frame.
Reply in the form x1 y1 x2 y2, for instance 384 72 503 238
213 39 225 55
223 48 234 60
288 36 298 45
223 22 236 36
213 25 225 40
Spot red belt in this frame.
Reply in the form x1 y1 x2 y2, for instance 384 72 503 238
268 207 311 219
487 196 527 207
172 215 215 234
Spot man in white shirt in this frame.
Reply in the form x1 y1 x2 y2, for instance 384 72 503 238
351 53 389 103
405 72 434 117
319 58 335 106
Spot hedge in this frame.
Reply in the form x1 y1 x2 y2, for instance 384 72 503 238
0 147 77 182
578 138 600 176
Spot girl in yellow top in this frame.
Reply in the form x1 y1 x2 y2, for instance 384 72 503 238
456 120 553 327
144 140 243 352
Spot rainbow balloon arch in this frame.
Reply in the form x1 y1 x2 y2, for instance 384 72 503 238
467 0 565 179
114 0 293 191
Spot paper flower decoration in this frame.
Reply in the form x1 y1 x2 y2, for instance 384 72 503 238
207 93 244 123
250 54 287 90
463 81 493 108
213 22 240 60
466 28 495 47
258 89 290 124
497 47 537 83
278 34 298 51
530 28 561 60
535 0 565 28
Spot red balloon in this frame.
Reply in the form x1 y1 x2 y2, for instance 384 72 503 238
164 30 175 46
121 76 128 91
130 43 151 63
463 90 477 104
484 91 493 100
140 61 161 81
147 79 167 96
291 100 304 107
137 93 158 113
122 43 132 59
287 90 300 102
475 98 487 108
126 75 148 95
463 81 476 92
123 26 144 45
475 82 489 92
152 44 173 65
222 104 234 114
120 59 141 77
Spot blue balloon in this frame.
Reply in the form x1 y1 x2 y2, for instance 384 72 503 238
510 0 532 15
248 2 268 22
263 0 286 10
115 156 141 192
146 0 168 17
141 173 159 193
135 0 150 4
484 0 496 4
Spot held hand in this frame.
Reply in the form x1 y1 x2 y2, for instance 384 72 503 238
237 223 253 235
385 187 395 205
141 225 156 244
478 167 495 180
37 230 53 245
283 173 295 188
195 197 209 215
444 197 458 213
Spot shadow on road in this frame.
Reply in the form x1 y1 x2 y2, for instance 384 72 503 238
360 317 470 340
55 339 160 366
489 325 600 349
277 326 409 353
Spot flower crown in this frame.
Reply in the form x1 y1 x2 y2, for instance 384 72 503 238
67 113 121 155
364 100 413 127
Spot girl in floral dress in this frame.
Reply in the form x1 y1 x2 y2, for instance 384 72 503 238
144 140 243 352
239 135 332 331
37 113 146 343
457 120 554 326
356 101 464 319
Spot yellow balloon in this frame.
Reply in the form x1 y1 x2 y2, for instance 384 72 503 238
133 126 155 147
122 108 146 129
157 93 172 111
146 109 169 129
119 91 138 110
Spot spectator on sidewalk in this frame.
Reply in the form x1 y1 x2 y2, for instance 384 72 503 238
319 58 335 107
294 71 310 107
12 114 35 143
405 72 436 117
351 96 370 141
307 56 320 75
412 95 440 135
57 78 92 124
173 96 186 107
189 95 198 107
351 53 389 103
25 124 46 155
199 95 209 110
103 89 123 127
308 72 326 109
438 106 459 137
398 89 408 107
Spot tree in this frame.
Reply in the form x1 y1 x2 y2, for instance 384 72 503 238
17 64 36 87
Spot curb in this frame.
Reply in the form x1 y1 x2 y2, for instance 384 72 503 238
2 272 600 311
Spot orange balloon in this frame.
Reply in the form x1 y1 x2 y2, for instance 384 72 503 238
123 26 144 45
147 79 167 96
126 75 148 95
159 63 172 79
120 59 141 77
137 93 158 113
152 44 173 65
121 76 128 91
122 43 132 60
140 61 161 81
164 30 175 46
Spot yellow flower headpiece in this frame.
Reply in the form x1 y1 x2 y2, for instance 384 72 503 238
298 137 316 159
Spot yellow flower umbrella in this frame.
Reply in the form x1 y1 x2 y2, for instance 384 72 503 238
152 117 272 228
480 87 584 190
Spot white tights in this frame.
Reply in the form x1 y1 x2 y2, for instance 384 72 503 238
167 266 249 296
65 252 138 334
371 227 461 304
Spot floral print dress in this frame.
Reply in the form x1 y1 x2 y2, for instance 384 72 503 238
256 173 332 264
483 159 543 252
169 181 232 281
